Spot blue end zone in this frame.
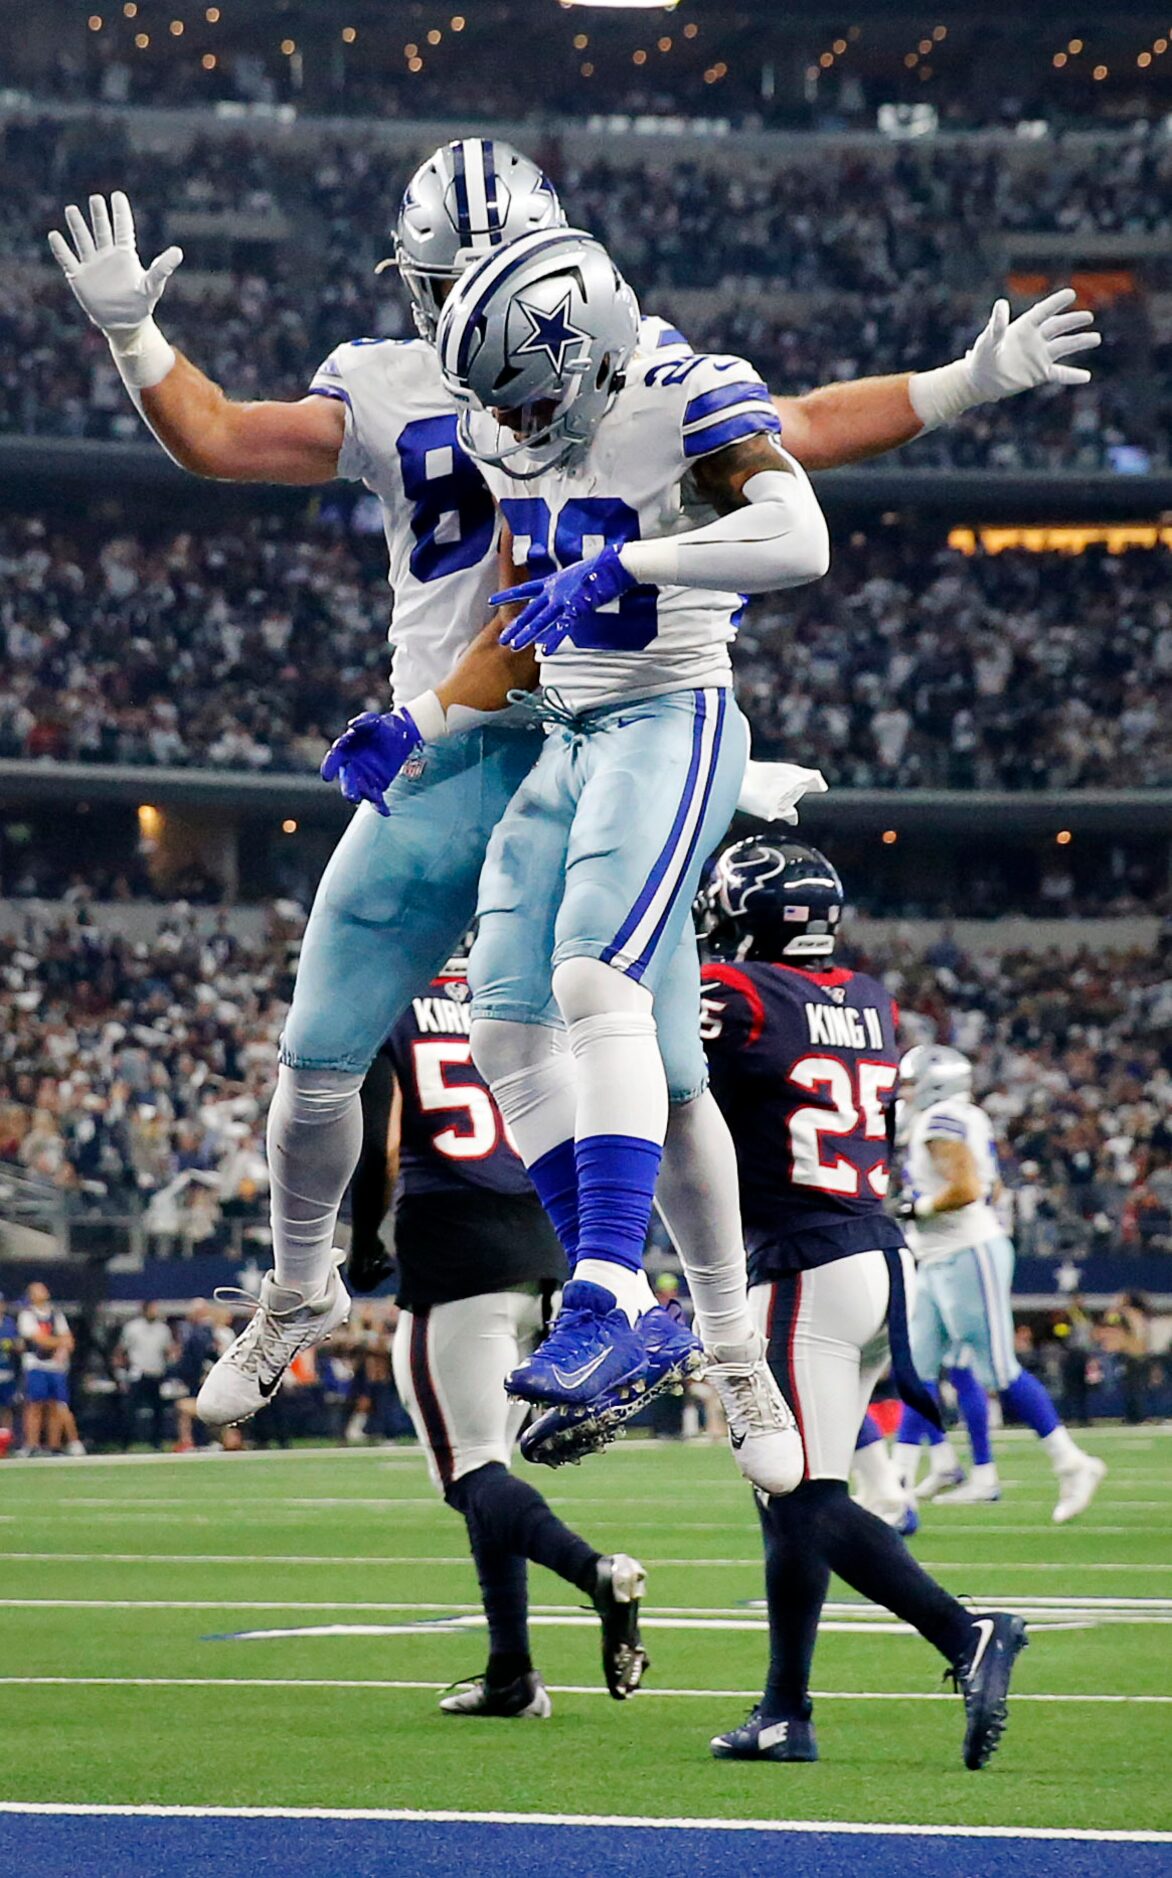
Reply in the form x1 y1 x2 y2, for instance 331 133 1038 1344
1 1815 1168 1878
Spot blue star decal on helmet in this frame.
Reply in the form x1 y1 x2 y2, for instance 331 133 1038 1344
514 289 589 376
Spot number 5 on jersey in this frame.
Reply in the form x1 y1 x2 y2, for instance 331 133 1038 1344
411 1039 517 1160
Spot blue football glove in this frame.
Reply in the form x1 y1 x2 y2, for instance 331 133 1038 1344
320 707 423 817
493 545 637 655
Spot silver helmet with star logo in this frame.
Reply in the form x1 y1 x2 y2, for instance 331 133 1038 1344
436 226 640 478
386 139 565 342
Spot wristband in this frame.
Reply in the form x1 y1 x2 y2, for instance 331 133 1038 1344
107 317 177 392
399 689 447 743
908 358 979 431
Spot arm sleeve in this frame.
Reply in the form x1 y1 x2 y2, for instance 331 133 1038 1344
350 1051 397 1255
621 461 829 594
307 345 371 483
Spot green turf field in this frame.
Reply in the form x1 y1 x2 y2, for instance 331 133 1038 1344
0 1426 1169 1833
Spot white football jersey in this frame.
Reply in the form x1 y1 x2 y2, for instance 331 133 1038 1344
905 1098 1003 1264
310 317 692 705
468 349 794 711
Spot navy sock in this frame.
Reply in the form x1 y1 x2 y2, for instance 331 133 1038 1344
949 1366 993 1466
574 1134 661 1273
448 1462 600 1599
529 1138 580 1264
759 1493 828 1720
791 1478 974 1665
1001 1369 1061 1439
896 1390 944 1448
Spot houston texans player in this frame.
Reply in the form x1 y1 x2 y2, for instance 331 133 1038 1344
48 147 1099 1442
696 839 1026 1771
895 1044 1106 1524
345 944 647 1714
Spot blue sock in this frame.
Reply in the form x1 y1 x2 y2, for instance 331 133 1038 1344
949 1366 993 1466
856 1410 883 1452
897 1385 944 1448
1001 1370 1061 1439
528 1139 579 1265
574 1134 661 1274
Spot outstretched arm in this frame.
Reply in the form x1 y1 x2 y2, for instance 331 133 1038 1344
774 289 1101 472
49 192 344 484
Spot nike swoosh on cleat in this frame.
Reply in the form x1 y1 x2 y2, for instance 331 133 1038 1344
757 1722 789 1750
257 1369 287 1399
729 1429 747 1450
967 1617 996 1679
550 1349 611 1391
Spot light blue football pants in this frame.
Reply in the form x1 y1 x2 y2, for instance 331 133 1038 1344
469 687 749 1091
281 709 725 1103
909 1235 1022 1394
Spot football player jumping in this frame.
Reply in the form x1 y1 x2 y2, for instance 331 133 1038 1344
697 839 1026 1771
48 148 1100 1475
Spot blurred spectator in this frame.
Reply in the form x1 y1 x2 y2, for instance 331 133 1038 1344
1101 1291 1154 1423
1054 1294 1096 1425
117 1299 176 1449
0 1289 19 1453
17 1279 78 1454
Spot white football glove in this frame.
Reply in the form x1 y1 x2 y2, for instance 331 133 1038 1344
910 287 1101 430
48 191 182 388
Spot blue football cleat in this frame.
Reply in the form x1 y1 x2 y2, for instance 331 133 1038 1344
506 1280 648 1408
952 1610 1028 1770
710 1707 819 1762
897 1501 920 1537
519 1300 705 1467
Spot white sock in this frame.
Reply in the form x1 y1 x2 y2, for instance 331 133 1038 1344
573 1258 649 1324
970 1462 1000 1488
658 1090 755 1350
267 1065 364 1294
1043 1425 1082 1471
929 1439 960 1476
893 1441 921 1488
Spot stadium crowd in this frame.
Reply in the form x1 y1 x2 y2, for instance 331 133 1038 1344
0 115 1162 469
2 514 1169 790
0 902 1170 1259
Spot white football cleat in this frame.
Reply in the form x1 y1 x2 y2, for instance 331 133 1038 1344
197 1258 351 1429
1053 1453 1106 1525
440 1672 552 1718
914 1464 967 1502
936 1466 1001 1505
707 1334 804 1497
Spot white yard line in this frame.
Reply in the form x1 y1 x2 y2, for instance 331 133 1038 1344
0 1676 1168 1709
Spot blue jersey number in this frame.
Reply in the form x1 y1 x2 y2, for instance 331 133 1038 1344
500 494 658 651
396 415 496 584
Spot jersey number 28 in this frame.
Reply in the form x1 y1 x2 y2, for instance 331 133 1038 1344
500 495 659 650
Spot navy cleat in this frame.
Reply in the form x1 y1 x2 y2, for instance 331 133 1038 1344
896 1501 921 1538
592 1553 649 1699
951 1611 1028 1769
506 1280 648 1408
519 1300 703 1467
710 1707 818 1763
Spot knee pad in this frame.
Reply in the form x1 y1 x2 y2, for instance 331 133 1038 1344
273 1065 365 1126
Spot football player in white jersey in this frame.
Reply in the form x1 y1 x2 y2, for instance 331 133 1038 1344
47 149 1100 1450
400 226 828 1427
894 1045 1105 1524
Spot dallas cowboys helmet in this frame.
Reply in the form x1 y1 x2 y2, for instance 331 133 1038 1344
436 226 640 478
386 139 565 341
700 839 845 964
899 1043 973 1113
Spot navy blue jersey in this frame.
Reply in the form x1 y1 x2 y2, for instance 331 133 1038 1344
383 975 534 1200
701 960 906 1279
382 974 566 1311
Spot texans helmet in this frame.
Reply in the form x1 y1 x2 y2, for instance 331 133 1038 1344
701 839 845 963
